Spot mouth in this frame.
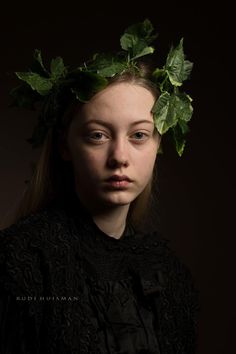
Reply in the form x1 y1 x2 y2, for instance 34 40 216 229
106 175 133 182
105 175 133 189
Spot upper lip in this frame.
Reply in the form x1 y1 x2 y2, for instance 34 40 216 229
106 175 132 182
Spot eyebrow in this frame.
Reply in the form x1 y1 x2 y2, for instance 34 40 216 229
83 119 154 127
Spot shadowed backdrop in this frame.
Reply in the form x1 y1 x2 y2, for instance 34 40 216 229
0 1 235 353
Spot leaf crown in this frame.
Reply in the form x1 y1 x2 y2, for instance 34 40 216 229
10 19 193 156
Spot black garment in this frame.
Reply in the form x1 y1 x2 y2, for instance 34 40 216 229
0 194 200 354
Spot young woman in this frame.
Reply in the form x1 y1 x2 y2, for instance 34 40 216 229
0 20 200 354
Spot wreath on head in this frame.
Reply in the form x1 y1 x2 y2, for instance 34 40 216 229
10 19 193 156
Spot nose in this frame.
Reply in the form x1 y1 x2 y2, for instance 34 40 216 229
107 138 129 169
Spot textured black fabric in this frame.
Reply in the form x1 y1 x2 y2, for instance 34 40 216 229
0 193 200 354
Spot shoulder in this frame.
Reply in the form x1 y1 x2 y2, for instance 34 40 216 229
135 230 200 315
136 232 200 352
0 203 68 246
0 205 69 296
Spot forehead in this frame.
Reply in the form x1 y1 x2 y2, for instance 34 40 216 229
77 82 155 125
89 82 155 109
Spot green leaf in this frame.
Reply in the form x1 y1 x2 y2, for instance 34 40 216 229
178 119 190 134
152 91 193 136
121 19 155 46
87 53 126 77
30 49 49 77
34 49 47 71
50 57 67 80
152 67 166 80
70 71 108 102
165 38 193 86
120 32 137 52
174 92 193 122
183 60 193 81
98 62 125 77
172 123 186 156
152 92 178 134
151 68 169 92
132 46 154 60
120 19 157 59
15 72 53 95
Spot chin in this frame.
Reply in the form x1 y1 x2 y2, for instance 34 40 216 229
99 190 136 207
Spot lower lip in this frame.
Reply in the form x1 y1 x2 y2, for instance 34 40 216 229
106 180 131 188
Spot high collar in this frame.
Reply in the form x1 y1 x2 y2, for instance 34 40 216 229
55 190 136 241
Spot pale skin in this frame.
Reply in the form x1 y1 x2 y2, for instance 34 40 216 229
61 82 161 239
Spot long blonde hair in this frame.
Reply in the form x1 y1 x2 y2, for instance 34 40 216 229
1 69 162 231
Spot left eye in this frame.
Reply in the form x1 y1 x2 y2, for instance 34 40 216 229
132 132 148 139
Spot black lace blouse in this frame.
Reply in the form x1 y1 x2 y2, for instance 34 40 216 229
0 194 200 354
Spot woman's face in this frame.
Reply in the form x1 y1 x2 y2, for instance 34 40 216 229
63 82 161 211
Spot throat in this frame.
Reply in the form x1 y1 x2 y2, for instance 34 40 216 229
92 205 130 239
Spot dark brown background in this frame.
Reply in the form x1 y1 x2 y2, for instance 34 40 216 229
0 1 235 353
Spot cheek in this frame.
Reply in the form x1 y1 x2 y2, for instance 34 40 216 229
71 145 104 176
135 146 157 179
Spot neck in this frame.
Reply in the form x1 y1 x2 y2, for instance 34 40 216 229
75 192 130 239
92 205 130 239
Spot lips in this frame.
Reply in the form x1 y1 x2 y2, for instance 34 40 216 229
106 175 132 182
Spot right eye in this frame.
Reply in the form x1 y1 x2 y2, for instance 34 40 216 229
87 131 109 142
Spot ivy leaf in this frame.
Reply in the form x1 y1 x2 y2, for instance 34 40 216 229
120 19 157 60
70 71 108 102
30 49 49 77
132 46 154 60
178 119 190 134
98 62 125 77
15 72 53 95
87 53 126 77
165 38 193 86
50 57 67 81
152 91 193 135
152 67 166 81
174 92 193 122
152 92 177 134
172 123 187 156
183 60 193 81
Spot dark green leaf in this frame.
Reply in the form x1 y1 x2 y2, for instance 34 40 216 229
15 72 53 95
120 19 157 59
183 60 193 81
152 91 193 135
87 53 126 77
121 19 155 44
174 92 193 122
50 57 67 80
178 119 190 134
152 67 166 81
165 38 193 86
70 71 108 102
172 123 186 156
132 46 154 60
152 92 178 134
30 49 49 77
98 62 125 77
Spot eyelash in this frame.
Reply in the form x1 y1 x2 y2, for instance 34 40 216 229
87 131 149 142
